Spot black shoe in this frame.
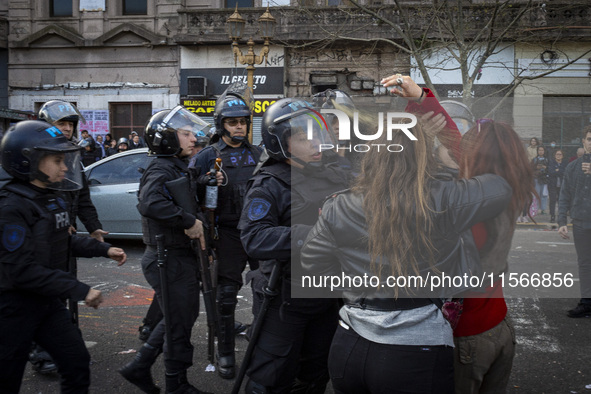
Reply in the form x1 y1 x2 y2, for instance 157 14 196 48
166 371 212 394
217 354 236 379
119 344 161 393
32 359 58 375
567 303 591 318
234 321 249 336
29 347 58 375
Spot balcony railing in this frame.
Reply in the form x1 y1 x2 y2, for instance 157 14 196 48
174 2 591 45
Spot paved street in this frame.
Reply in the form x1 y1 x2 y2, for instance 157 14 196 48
19 225 591 394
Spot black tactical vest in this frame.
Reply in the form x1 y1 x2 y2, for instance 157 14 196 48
213 142 261 227
2 183 71 272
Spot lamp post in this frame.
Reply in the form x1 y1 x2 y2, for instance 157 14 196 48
226 6 276 143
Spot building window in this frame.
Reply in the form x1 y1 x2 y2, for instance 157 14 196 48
543 96 591 158
110 102 152 140
50 0 73 17
123 0 147 15
226 0 254 8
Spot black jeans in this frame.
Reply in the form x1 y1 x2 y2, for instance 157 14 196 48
573 224 591 302
548 185 561 218
329 323 454 394
0 293 90 393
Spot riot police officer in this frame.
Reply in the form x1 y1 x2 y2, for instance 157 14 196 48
190 92 262 379
38 100 107 241
26 100 109 373
120 106 209 394
237 98 351 393
0 120 127 393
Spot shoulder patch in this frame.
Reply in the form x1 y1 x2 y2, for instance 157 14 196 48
2 224 26 252
248 198 272 221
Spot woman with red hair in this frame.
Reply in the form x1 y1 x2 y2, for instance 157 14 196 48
455 120 537 394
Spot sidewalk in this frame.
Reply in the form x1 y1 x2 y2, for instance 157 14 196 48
516 211 566 230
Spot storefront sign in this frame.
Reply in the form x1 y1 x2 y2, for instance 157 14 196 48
182 99 278 116
180 67 284 96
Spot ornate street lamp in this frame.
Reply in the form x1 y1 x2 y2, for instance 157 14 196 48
226 6 276 142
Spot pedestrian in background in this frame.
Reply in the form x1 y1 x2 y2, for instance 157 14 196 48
558 126 591 318
96 135 107 159
547 149 567 223
531 145 549 215
526 137 540 162
569 147 584 163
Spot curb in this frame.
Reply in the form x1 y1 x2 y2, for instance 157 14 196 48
515 221 571 230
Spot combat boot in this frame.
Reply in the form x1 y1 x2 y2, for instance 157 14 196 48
29 344 58 375
217 313 236 379
119 343 161 393
165 370 211 394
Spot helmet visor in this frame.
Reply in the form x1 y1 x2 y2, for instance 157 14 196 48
34 141 83 191
162 106 212 134
277 108 337 158
40 101 86 124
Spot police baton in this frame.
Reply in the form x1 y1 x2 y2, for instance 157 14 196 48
66 237 79 326
232 263 282 394
156 234 174 359
67 256 79 326
164 176 220 364
191 238 220 365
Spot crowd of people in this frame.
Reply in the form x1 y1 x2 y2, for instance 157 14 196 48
1 75 590 394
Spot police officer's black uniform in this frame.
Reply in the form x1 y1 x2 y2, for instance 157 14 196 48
33 99 105 374
238 98 351 394
121 106 211 394
0 120 116 393
138 155 201 376
190 93 261 379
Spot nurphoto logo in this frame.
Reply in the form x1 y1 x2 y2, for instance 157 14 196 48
306 109 418 153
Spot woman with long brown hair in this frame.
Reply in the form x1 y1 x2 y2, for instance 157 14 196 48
301 76 512 393
454 120 536 394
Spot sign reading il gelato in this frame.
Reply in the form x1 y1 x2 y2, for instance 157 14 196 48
180 68 284 96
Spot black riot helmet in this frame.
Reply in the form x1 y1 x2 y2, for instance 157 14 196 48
261 98 336 164
1 120 83 190
194 130 210 148
213 82 253 144
439 100 475 136
145 105 210 157
38 100 85 140
117 137 129 150
213 94 251 143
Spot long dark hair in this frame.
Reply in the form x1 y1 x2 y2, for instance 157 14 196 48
460 121 535 218
353 121 438 281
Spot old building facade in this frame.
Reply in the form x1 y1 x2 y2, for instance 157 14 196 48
3 0 590 150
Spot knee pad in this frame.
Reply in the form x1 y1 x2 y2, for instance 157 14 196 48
218 285 238 315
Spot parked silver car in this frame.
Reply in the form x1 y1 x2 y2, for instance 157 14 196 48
77 148 154 239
